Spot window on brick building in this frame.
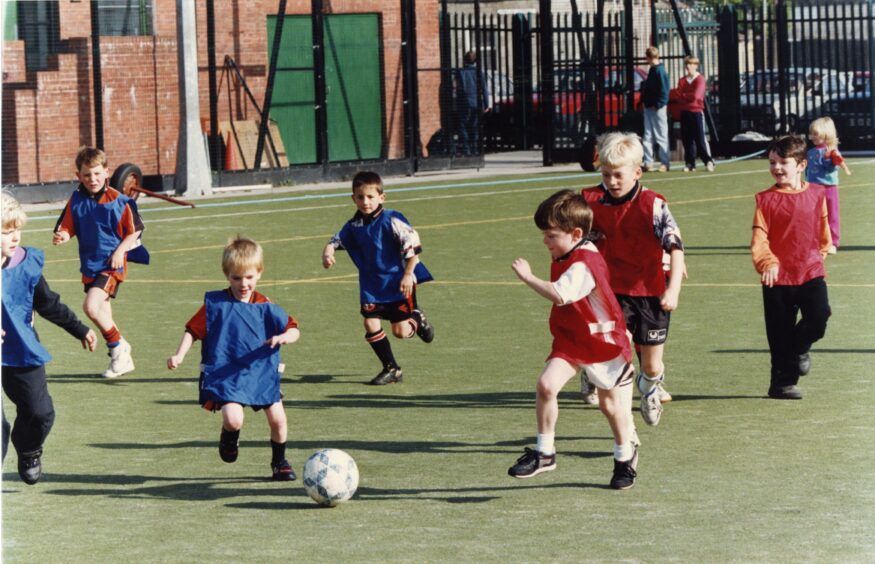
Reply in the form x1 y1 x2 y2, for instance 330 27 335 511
98 0 154 36
16 1 61 72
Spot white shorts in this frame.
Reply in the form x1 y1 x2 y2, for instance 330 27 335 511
581 354 634 391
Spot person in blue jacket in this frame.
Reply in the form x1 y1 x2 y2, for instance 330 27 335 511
641 46 671 173
2 191 97 485
322 171 435 385
167 237 301 481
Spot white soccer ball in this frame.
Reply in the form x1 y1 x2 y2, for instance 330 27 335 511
303 448 359 507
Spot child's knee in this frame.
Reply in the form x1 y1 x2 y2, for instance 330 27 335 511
391 320 415 339
536 379 560 401
222 410 244 431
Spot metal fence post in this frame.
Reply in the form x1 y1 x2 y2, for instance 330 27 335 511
717 4 740 142
512 13 533 150
539 0 554 166
311 0 328 167
89 0 103 150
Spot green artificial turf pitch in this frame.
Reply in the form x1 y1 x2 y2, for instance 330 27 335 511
3 159 874 562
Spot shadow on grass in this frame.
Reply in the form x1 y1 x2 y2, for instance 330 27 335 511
712 348 875 354
155 391 599 411
47 374 198 384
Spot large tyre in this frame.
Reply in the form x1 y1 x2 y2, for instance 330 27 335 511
110 163 143 200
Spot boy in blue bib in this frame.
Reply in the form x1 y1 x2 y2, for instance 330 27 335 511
2 192 97 484
322 171 435 385
53 147 148 378
167 237 301 481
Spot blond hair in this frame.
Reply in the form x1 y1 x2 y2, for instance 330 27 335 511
222 236 264 275
75 146 108 171
1 190 27 230
685 55 700 65
596 132 644 169
645 46 659 59
808 117 839 151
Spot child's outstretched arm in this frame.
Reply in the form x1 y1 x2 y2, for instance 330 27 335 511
266 327 301 349
512 258 563 304
321 243 336 269
110 230 143 269
33 275 97 351
167 332 194 369
660 248 686 311
400 254 418 298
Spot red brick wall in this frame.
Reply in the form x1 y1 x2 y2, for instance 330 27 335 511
1 0 441 184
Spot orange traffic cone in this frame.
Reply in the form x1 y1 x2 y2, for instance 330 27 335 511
224 131 238 171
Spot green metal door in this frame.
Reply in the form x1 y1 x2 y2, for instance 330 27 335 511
324 14 383 161
267 13 383 164
267 16 316 165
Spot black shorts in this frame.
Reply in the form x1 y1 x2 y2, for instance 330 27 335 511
360 294 418 323
84 273 121 299
617 295 670 345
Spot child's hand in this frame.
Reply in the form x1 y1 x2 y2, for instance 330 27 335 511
400 273 414 298
110 248 125 270
167 354 184 370
81 329 97 352
511 258 533 281
761 265 779 288
322 251 336 269
265 328 300 349
660 287 680 312
52 231 70 245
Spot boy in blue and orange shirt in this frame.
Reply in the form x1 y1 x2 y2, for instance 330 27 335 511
3 191 97 484
167 237 301 480
53 146 148 378
321 171 435 385
752 135 831 400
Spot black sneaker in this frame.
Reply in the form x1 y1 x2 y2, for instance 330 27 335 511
18 449 43 485
508 447 556 478
414 309 435 343
610 449 638 490
219 432 239 463
798 353 811 376
271 459 297 481
768 385 803 400
369 367 403 385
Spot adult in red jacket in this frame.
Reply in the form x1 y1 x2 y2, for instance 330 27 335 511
675 56 715 172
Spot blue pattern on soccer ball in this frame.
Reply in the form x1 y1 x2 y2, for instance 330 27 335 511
303 448 359 507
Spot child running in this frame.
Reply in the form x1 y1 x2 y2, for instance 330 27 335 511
581 132 686 426
752 135 831 400
2 191 97 484
806 117 851 255
321 171 435 385
53 146 148 378
167 237 301 480
507 189 638 489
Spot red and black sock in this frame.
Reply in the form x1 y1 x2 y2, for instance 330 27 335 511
101 326 121 348
366 329 398 369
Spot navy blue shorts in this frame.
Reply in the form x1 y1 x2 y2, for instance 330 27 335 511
617 295 670 345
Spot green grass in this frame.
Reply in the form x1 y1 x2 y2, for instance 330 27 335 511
4 159 875 562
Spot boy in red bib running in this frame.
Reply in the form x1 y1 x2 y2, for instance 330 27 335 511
506 190 639 490
581 132 686 427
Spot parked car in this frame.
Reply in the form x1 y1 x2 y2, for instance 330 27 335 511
487 66 647 145
739 68 850 133
822 84 874 143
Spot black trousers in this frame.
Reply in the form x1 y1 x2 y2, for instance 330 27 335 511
762 277 831 387
2 364 56 461
680 110 713 169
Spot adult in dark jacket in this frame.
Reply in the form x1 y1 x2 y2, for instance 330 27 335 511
641 46 671 172
455 50 491 156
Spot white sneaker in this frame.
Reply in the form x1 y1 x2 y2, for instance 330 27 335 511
706 161 716 172
827 245 837 255
580 373 598 405
682 166 693 172
640 389 663 426
103 338 134 378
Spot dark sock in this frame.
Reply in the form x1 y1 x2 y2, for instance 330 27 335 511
221 427 240 444
366 330 398 369
271 440 286 464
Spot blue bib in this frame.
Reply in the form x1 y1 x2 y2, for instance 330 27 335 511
2 247 53 367
70 190 150 278
199 291 288 406
338 209 433 304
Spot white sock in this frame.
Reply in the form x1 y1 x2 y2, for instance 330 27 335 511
536 433 555 456
637 371 664 395
613 442 634 462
